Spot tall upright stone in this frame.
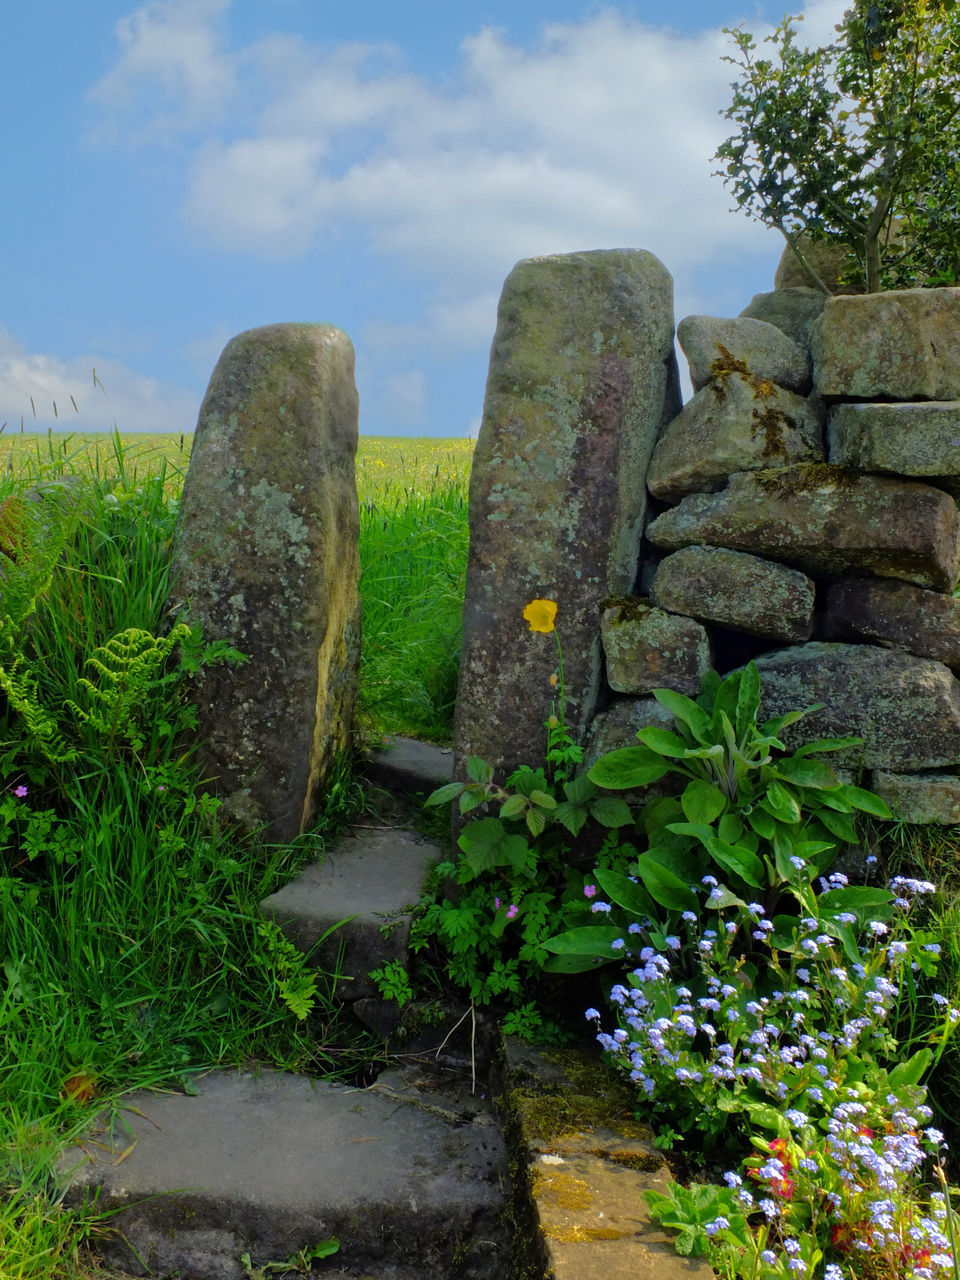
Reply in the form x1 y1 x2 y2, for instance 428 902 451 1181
167 324 361 842
455 250 679 778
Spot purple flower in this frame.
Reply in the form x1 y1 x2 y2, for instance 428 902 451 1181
506 903 519 920
13 785 27 798
583 884 597 899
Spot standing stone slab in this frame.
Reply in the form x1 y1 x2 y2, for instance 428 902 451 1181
828 401 960 496
677 314 811 394
647 373 823 502
167 324 361 842
739 289 829 354
601 599 711 696
823 579 960 669
645 465 960 593
871 771 960 825
755 643 960 771
650 546 815 643
812 287 960 400
456 250 679 776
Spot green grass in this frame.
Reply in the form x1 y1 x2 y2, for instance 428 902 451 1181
0 434 398 1280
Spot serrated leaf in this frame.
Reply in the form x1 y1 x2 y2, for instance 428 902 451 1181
466 755 494 784
529 789 557 810
589 795 633 828
563 773 595 805
553 800 589 836
498 794 526 820
526 806 547 838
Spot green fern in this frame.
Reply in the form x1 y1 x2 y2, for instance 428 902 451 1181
64 622 195 756
255 921 319 1021
0 480 85 762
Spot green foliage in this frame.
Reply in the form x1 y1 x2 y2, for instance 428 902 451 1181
644 1182 745 1257
416 716 635 1007
579 663 889 935
369 957 414 1008
715 2 960 292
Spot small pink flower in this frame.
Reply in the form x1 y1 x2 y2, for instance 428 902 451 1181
506 904 519 921
13 785 27 799
494 898 502 910
583 884 597 899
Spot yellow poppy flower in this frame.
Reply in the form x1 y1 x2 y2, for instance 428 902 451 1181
523 599 558 633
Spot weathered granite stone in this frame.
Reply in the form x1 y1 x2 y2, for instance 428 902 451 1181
601 599 711 696
647 373 823 502
823 579 960 668
755 642 960 771
650 545 815 642
813 287 960 400
455 250 679 777
828 401 960 496
581 696 676 768
870 770 960 825
676 314 811 394
167 324 361 842
774 236 857 293
645 465 960 593
739 288 829 354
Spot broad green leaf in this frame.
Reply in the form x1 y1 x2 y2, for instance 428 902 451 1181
589 796 634 828
888 1048 933 1089
745 1102 790 1138
541 925 625 955
595 867 657 918
705 837 766 888
735 661 761 740
816 809 857 843
667 821 717 844
424 781 465 807
818 886 894 925
635 852 699 912
459 789 486 815
769 914 803 951
717 812 745 844
652 686 713 743
762 781 801 824
761 705 816 736
705 884 746 910
542 952 612 974
772 757 841 789
681 779 727 825
795 736 862 756
637 726 695 759
815 787 854 813
589 746 673 790
458 818 526 873
841 785 892 818
747 808 776 840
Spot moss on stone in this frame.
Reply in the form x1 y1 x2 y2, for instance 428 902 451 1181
600 595 652 625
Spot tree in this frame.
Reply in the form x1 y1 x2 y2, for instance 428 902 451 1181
714 1 960 293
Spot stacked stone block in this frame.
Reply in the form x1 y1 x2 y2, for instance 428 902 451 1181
593 287 960 824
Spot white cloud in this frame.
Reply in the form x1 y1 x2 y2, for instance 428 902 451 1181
93 0 850 284
88 0 237 142
0 330 199 434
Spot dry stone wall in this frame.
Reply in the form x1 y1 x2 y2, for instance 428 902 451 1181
460 260 960 826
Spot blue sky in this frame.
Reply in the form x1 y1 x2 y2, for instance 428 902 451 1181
1 0 847 437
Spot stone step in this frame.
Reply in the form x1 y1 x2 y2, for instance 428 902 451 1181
362 735 454 796
60 1068 509 1280
259 827 440 1002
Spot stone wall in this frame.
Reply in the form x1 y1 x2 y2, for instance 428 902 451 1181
459 258 960 826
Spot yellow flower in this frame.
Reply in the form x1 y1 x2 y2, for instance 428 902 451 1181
523 599 558 633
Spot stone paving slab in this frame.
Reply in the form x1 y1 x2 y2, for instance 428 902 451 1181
362 736 453 795
259 828 440 1000
59 1069 508 1280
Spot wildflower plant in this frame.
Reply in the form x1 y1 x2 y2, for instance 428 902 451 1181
413 599 634 1016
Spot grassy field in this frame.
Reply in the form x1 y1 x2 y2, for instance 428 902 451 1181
0 431 474 506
